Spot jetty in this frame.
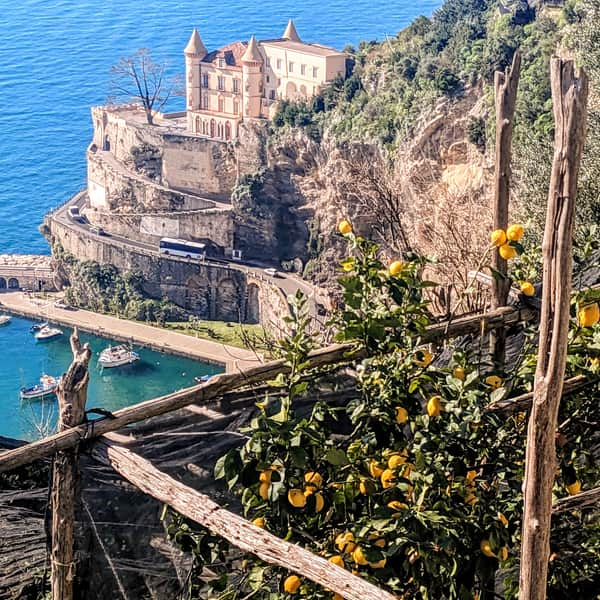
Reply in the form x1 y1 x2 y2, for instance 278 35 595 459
0 291 260 372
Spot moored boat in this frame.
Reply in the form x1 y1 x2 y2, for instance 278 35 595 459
30 321 48 332
98 344 140 368
20 374 60 400
34 325 63 341
194 374 212 384
0 315 11 326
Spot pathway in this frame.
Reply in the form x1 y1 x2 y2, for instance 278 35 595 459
0 292 261 372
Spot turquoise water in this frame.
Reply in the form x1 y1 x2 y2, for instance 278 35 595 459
0 0 441 255
0 315 222 441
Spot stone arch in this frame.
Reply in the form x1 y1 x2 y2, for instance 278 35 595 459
216 278 240 321
245 283 259 323
8 277 19 289
0 278 6 290
103 136 110 151
299 84 307 97
225 121 231 141
285 81 298 98
186 274 211 318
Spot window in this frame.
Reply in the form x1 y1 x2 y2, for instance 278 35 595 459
277 78 281 86
218 57 224 68
202 95 209 109
313 67 318 78
289 61 294 72
218 97 225 112
233 78 239 93
301 64 306 76
269 89 276 100
266 57 271 67
277 58 282 69
266 75 270 83
218 76 225 91
233 100 239 115
202 73 209 88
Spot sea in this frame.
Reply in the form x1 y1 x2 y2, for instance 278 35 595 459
0 0 441 439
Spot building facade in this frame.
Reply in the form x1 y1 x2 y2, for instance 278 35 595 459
184 20 347 140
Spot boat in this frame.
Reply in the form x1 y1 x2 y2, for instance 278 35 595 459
30 321 48 332
98 344 140 368
34 325 63 341
0 315 11 326
20 374 60 400
194 375 212 384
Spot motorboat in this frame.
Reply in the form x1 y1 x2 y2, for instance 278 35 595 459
20 374 60 400
34 325 63 342
98 344 140 368
30 321 48 332
0 315 11 326
194 374 212 384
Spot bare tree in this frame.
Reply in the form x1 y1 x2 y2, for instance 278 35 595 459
109 48 178 125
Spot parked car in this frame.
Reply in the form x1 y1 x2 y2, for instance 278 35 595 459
89 226 106 236
264 268 278 277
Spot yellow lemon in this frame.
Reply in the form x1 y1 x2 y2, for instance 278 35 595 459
414 349 433 367
466 470 477 482
288 488 307 508
304 471 323 489
259 482 270 500
259 470 272 483
387 500 408 511
485 375 503 390
368 460 384 478
389 260 404 276
328 555 345 568
314 492 325 513
369 557 387 569
480 539 495 558
388 451 408 469
359 480 374 496
498 513 509 527
566 480 581 495
352 546 369 566
335 532 356 554
520 281 535 297
252 516 265 528
499 243 517 260
380 468 396 489
283 575 301 594
338 220 352 235
490 229 507 247
395 406 409 424
506 224 524 241
368 533 386 548
453 366 465 381
578 303 600 327
499 546 509 562
427 396 442 417
333 595 344 600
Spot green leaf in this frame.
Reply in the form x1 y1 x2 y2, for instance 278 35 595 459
325 448 350 466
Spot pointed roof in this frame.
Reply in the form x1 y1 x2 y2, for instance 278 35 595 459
184 28 207 56
282 19 301 42
241 35 262 63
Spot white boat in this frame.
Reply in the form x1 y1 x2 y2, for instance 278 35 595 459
34 325 63 342
20 374 60 400
0 315 11 326
98 344 140 368
30 321 48 332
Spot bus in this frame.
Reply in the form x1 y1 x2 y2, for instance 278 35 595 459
159 238 206 260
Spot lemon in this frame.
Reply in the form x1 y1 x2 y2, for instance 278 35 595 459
368 533 386 548
368 460 384 478
369 557 387 569
288 488 307 508
387 500 408 511
335 532 356 554
352 546 369 566
498 512 509 527
388 451 408 469
252 516 265 528
427 396 442 417
338 220 352 235
395 406 409 424
314 492 325 512
389 260 404 276
480 539 495 558
485 375 503 390
506 224 524 241
490 229 507 247
380 468 396 488
359 480 374 496
304 471 323 489
283 574 301 594
499 243 517 260
453 366 466 381
259 482 270 500
520 281 535 297
578 303 600 327
328 555 345 568
566 480 581 495
499 546 509 562
466 470 477 482
333 595 344 600
414 349 433 367
259 470 272 483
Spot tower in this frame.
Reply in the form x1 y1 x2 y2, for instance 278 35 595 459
282 19 301 42
241 36 263 119
184 28 207 131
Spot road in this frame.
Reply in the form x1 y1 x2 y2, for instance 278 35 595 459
51 192 322 318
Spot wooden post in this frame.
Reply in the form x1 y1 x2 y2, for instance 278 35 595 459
519 59 588 600
490 51 521 365
51 329 91 600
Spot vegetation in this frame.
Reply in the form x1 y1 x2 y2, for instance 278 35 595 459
164 224 600 599
164 318 267 350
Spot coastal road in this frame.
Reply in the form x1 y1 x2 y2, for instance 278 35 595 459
50 193 326 322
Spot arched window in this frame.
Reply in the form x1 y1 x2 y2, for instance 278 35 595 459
195 116 201 133
217 123 223 138
202 120 207 135
210 119 215 137
233 100 239 115
225 122 231 140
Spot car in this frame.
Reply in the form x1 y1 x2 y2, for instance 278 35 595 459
264 268 278 277
89 226 106 236
53 300 68 309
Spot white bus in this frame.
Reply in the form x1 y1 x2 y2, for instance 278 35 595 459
159 238 206 260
